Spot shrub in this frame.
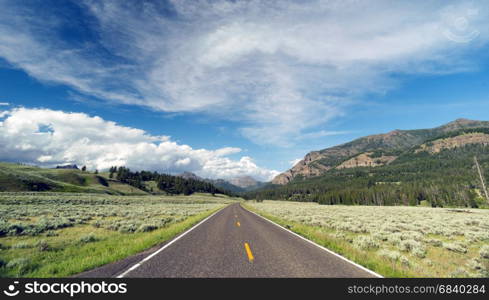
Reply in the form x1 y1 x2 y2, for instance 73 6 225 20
372 231 389 242
36 240 50 251
333 232 353 243
45 230 58 237
399 239 420 252
479 245 489 259
424 238 442 247
118 224 137 233
387 234 402 246
400 256 410 267
377 249 401 261
137 224 158 232
466 258 483 271
449 267 469 278
466 232 489 242
6 258 32 275
424 259 433 266
78 233 99 244
443 242 467 254
353 236 379 250
413 247 427 258
7 224 25 236
12 242 32 249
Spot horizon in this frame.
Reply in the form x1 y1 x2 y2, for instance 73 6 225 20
0 116 484 183
2 0 489 181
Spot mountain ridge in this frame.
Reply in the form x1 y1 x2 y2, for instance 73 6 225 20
272 118 489 184
176 172 264 193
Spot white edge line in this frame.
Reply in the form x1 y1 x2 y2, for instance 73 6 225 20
242 204 383 278
116 207 225 278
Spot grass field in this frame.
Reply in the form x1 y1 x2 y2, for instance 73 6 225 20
245 201 489 278
0 192 237 277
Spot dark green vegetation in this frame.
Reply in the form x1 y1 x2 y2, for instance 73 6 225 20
0 162 234 197
247 122 489 208
109 166 234 196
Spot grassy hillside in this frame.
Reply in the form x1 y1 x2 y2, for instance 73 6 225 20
0 162 147 195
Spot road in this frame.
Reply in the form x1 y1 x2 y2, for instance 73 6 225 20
78 203 379 278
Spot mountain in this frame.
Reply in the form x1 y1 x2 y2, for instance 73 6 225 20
176 171 243 192
178 171 203 181
272 119 489 184
176 172 264 193
208 179 246 193
228 176 260 188
247 119 489 208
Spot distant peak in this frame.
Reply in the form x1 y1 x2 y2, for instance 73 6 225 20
440 118 483 129
228 175 260 188
177 171 202 180
450 118 475 124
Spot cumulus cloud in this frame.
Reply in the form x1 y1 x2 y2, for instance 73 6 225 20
0 102 9 106
0 108 279 181
289 158 302 167
0 1 488 145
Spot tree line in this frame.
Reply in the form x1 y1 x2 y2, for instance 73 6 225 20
108 166 233 196
245 143 489 208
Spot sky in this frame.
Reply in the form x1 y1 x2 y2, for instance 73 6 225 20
1 0 489 181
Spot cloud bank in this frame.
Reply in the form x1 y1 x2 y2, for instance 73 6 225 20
0 107 279 181
0 0 488 146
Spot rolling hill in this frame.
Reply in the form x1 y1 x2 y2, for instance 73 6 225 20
0 162 148 194
0 163 233 196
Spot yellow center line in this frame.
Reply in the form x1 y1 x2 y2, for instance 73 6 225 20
244 242 254 262
236 221 240 227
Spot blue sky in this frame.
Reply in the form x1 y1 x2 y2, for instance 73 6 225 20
1 0 489 180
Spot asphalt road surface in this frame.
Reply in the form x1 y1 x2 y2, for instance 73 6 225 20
96 203 379 278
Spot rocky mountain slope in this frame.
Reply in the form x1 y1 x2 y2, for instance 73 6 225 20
177 172 263 193
228 176 260 188
272 119 489 184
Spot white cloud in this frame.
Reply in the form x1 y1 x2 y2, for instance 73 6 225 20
0 1 488 146
0 102 9 106
289 158 302 167
0 108 279 181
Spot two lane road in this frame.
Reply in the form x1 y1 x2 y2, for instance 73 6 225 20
115 203 378 278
